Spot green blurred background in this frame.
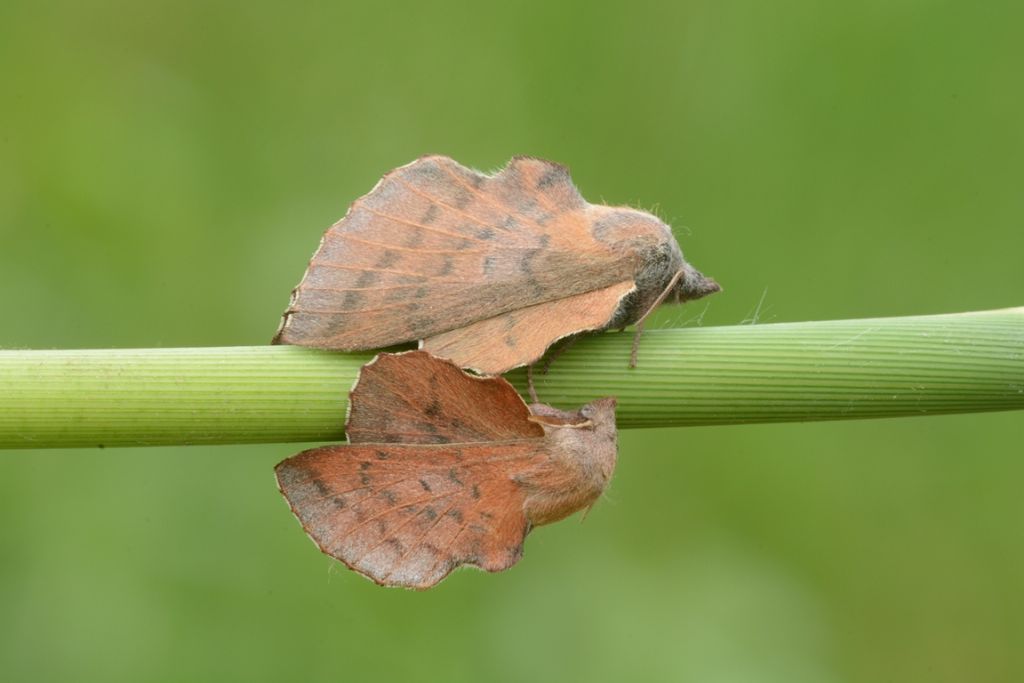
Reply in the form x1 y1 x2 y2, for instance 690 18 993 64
1 1 1022 681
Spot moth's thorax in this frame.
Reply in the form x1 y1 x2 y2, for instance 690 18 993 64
523 398 618 527
586 206 687 328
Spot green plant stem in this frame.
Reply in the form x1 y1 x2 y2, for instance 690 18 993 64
1 308 1022 449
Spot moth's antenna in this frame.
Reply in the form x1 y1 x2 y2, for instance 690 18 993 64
636 268 686 327
629 268 686 368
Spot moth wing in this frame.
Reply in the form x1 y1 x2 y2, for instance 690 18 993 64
423 280 636 374
275 442 545 589
274 155 637 352
346 351 543 445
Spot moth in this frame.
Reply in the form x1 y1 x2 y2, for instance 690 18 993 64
273 155 719 374
275 350 618 589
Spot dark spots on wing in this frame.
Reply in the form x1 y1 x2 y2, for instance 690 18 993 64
447 509 464 523
424 507 438 520
431 435 452 444
471 484 481 500
450 418 464 431
387 538 405 553
332 496 347 509
536 168 562 190
379 433 403 443
375 250 401 268
417 421 438 434
313 478 330 496
424 399 442 418
360 462 371 471
476 227 495 240
337 290 362 309
483 255 497 277
382 490 398 505
453 187 473 209
419 479 432 492
504 335 517 348
470 523 487 534
519 249 540 275
516 195 539 217
407 315 437 337
438 255 454 276
469 173 484 188
375 450 390 460
341 291 363 309
448 468 463 486
376 519 387 534
407 302 421 312
359 472 371 485
536 212 553 226
479 511 495 520
464 543 482 564
591 213 629 243
415 286 428 299
538 234 551 247
524 275 545 298
503 215 519 229
404 229 425 248
410 162 445 183
421 204 440 225
355 270 379 287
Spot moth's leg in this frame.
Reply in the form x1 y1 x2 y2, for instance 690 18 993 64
629 320 646 368
542 335 580 375
527 363 540 404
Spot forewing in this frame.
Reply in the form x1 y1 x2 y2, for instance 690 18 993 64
274 156 637 351
423 280 636 374
346 351 543 444
275 442 546 589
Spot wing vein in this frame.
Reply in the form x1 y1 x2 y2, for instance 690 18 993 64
392 176 517 235
380 498 463 583
332 231 487 255
436 162 548 230
359 206 488 244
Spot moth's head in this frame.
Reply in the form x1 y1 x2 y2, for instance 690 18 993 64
579 397 617 425
577 397 618 445
529 397 617 436
672 260 721 304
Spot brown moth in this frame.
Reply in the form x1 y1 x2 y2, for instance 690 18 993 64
273 155 719 374
275 350 618 589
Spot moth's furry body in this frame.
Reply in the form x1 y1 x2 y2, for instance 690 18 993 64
520 398 617 526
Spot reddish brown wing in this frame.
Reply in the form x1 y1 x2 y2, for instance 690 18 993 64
423 281 636 373
273 156 637 360
345 351 543 444
276 441 545 589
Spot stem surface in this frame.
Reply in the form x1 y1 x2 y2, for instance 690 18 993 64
1 308 1022 449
